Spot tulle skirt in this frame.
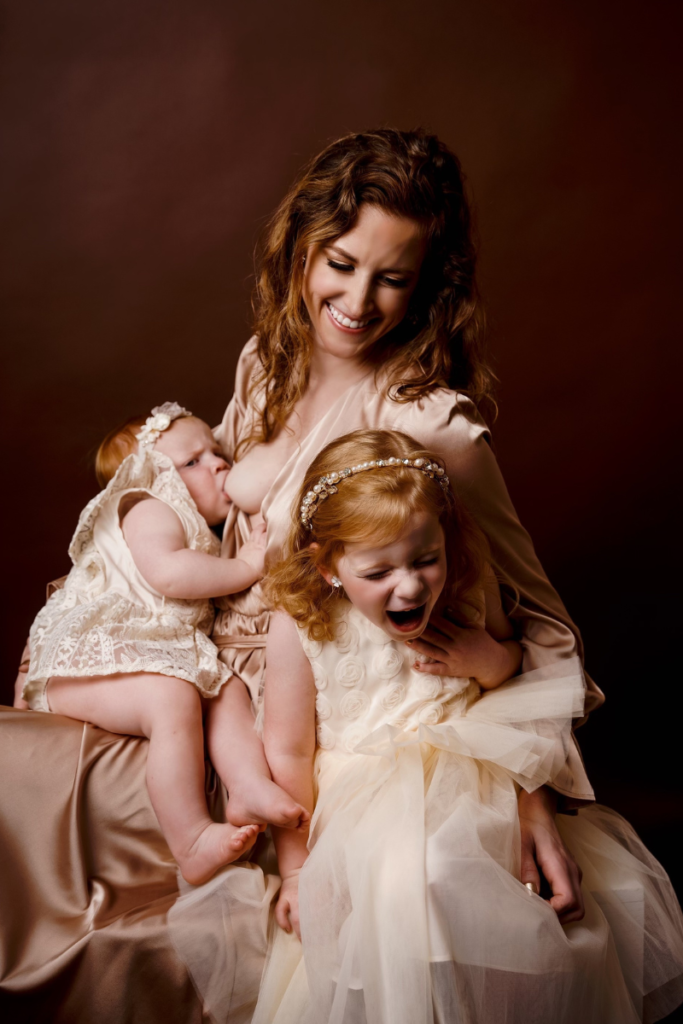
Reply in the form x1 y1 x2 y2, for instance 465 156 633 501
252 734 683 1024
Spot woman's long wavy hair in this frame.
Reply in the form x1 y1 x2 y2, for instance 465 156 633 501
245 128 495 453
265 430 490 641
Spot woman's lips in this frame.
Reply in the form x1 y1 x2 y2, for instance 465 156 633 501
325 301 375 334
385 604 427 633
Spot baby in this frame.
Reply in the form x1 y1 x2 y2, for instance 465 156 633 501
18 402 308 884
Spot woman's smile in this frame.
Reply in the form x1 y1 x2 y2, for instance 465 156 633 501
325 300 374 333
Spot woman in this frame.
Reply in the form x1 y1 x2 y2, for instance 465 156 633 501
211 127 602 925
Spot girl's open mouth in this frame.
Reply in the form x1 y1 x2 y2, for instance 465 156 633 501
386 604 427 632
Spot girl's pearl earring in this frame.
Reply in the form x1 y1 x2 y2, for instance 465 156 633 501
331 576 343 589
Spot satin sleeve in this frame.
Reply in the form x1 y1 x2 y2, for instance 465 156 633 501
398 388 603 804
213 336 260 462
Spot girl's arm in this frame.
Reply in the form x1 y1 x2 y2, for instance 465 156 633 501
408 568 522 689
122 498 266 599
263 612 317 938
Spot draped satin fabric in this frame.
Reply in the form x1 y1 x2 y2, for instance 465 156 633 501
0 707 271 1022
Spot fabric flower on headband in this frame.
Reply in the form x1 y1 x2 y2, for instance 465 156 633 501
136 402 192 449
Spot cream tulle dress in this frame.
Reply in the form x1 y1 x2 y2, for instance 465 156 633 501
23 448 231 711
247 601 683 1024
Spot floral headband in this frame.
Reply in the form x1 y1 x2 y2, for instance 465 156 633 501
135 402 192 449
300 456 450 530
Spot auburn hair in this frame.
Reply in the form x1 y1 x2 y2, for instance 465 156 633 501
95 415 147 488
265 429 489 641
245 128 494 454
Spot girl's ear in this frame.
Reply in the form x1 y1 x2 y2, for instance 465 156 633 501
309 542 335 587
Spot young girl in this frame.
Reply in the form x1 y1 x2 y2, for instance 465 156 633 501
20 402 308 886
258 429 683 1024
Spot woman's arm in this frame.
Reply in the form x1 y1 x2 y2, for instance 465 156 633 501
263 612 317 938
402 389 599 800
122 499 266 599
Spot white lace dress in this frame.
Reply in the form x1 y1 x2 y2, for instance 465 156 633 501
23 449 231 712
252 601 683 1024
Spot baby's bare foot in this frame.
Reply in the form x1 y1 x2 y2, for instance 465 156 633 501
227 777 310 831
177 822 260 886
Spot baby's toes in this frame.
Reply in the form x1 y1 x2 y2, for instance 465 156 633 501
230 824 259 852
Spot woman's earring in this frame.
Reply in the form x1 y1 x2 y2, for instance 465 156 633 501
331 576 343 589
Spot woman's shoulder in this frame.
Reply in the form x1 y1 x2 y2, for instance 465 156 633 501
391 385 492 455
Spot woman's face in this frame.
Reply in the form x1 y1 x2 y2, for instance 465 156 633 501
302 204 426 364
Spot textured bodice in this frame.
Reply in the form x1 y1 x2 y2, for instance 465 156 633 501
297 601 479 756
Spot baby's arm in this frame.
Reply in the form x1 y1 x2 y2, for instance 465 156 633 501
122 498 266 599
408 568 522 689
263 612 317 939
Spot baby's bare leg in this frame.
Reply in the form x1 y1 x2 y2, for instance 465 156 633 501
47 672 259 884
206 677 309 831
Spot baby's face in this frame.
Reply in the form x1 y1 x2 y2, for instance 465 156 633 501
154 417 232 526
324 512 448 641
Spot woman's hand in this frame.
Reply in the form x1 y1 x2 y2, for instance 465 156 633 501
518 787 584 924
406 614 520 689
275 871 302 939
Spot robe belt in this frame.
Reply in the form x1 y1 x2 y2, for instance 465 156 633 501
212 634 268 650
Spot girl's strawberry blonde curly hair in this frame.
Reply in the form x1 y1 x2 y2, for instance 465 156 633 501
265 429 490 641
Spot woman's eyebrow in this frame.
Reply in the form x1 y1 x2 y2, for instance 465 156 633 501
327 244 414 276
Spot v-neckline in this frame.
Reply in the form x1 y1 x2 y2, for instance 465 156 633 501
259 367 376 522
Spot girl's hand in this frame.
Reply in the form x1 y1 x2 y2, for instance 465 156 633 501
518 787 585 924
406 614 519 688
275 871 302 939
237 523 267 578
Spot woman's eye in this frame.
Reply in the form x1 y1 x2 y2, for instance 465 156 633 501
381 276 409 289
327 259 353 273
364 571 389 580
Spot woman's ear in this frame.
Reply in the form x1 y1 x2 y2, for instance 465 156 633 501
309 542 335 587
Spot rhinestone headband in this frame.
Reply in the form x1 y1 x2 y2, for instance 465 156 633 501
136 402 192 449
300 456 450 530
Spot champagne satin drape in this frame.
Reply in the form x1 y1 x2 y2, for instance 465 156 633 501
0 706 270 1023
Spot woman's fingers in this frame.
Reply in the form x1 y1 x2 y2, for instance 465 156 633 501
405 636 448 661
411 660 450 676
519 826 542 895
546 858 585 923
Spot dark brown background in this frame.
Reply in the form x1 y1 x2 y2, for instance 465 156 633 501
2 0 682 896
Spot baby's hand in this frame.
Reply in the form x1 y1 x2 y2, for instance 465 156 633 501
237 523 267 579
275 871 301 939
406 614 515 689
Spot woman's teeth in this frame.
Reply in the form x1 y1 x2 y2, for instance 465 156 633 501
327 302 370 330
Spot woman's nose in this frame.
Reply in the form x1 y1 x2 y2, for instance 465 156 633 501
345 273 374 318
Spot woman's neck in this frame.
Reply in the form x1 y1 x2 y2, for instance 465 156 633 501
307 347 371 393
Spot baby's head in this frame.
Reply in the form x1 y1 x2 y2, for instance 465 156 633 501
96 404 232 526
267 429 488 641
